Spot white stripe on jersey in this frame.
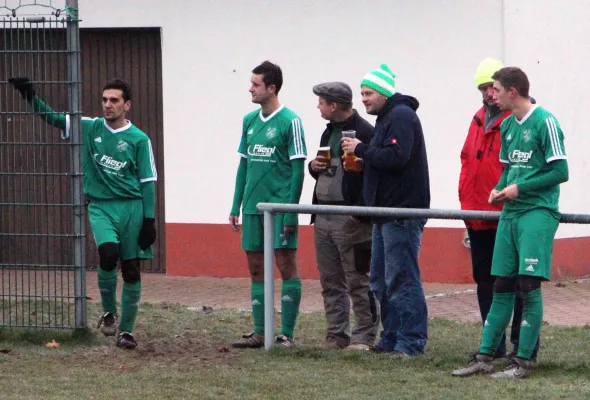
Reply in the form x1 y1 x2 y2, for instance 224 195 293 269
147 139 158 179
545 117 565 158
291 118 304 156
140 177 157 183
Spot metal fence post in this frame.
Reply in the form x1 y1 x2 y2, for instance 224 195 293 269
66 0 86 329
263 210 275 350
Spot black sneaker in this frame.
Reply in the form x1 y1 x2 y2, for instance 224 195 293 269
231 333 264 349
97 312 117 337
491 357 533 379
452 353 495 377
116 332 137 350
274 335 295 348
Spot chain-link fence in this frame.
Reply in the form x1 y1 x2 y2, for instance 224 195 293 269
0 0 85 329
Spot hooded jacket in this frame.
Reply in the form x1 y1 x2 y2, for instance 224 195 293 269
354 93 430 221
459 105 510 230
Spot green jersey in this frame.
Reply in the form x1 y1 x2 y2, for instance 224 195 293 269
79 117 157 200
498 105 567 217
31 97 157 200
237 105 307 214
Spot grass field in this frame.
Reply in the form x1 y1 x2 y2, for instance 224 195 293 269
1 301 589 400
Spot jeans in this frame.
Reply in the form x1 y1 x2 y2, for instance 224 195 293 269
370 218 428 355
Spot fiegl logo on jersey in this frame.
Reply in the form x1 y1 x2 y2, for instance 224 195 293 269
509 149 533 163
247 144 276 157
94 153 128 170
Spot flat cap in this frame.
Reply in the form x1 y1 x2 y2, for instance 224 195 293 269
312 81 353 104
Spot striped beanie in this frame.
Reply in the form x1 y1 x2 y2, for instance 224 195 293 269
361 63 397 98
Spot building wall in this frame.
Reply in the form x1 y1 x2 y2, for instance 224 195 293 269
74 0 590 280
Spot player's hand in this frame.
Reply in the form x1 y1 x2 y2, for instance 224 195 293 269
8 77 35 102
283 225 295 238
229 215 240 232
137 218 156 250
310 156 328 172
488 189 501 204
349 216 361 223
494 184 519 203
341 137 361 154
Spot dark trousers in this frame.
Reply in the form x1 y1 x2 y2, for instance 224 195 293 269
468 228 540 359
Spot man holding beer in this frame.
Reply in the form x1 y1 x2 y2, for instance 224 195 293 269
309 81 378 350
342 64 431 357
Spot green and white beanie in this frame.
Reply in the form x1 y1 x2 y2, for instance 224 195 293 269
360 63 397 98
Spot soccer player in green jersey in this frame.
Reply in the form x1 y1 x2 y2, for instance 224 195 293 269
453 67 568 378
229 61 307 349
9 77 157 350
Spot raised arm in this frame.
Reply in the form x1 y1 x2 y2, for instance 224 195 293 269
8 77 67 131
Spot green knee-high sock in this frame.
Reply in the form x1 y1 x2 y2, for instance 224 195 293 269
97 267 117 314
479 291 515 355
251 281 265 336
119 282 141 333
281 277 302 338
516 288 543 360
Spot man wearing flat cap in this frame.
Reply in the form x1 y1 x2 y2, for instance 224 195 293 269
308 81 378 350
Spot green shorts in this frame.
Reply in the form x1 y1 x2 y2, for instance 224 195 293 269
88 199 153 260
241 213 298 252
491 208 559 280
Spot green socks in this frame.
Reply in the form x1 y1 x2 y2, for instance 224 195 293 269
251 281 265 336
281 277 302 338
479 291 515 355
517 288 543 360
251 278 301 338
119 282 142 333
98 267 142 333
97 267 117 314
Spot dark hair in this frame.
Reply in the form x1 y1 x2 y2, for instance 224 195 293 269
252 61 283 94
492 67 530 98
102 78 132 102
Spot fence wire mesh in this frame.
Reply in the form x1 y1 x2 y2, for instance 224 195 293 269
0 5 85 329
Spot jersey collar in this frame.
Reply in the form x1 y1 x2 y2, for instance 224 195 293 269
515 105 538 125
259 104 284 123
103 119 132 133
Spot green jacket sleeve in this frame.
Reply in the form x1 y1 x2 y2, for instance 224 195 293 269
230 157 247 216
517 159 569 194
140 181 156 219
283 159 305 227
32 95 67 131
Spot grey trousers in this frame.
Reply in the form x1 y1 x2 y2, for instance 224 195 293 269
314 214 379 346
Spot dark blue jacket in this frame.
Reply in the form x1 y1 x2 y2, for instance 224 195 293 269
354 93 430 221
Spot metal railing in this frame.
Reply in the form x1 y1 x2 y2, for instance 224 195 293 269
0 0 85 329
256 202 590 350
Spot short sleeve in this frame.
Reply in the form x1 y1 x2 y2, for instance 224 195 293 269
287 117 307 160
541 116 567 163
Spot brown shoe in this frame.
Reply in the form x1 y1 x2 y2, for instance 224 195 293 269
346 343 371 351
231 333 264 349
325 336 348 349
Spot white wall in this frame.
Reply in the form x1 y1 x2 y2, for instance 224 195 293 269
67 0 589 238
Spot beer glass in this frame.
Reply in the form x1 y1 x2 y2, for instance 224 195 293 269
317 146 331 162
342 130 363 172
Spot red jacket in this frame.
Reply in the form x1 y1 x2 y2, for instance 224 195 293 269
459 106 510 230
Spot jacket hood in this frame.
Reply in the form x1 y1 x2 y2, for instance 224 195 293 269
378 93 419 118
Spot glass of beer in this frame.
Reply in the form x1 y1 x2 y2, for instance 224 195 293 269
317 146 331 162
342 130 363 172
